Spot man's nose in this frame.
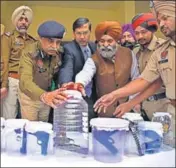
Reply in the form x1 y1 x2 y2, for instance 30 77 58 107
103 41 109 47
21 19 26 24
138 33 143 39
80 33 85 39
51 42 58 49
159 20 165 28
124 36 129 41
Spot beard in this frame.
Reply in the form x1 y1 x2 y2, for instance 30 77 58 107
160 26 175 38
121 41 136 50
16 25 28 34
98 44 117 60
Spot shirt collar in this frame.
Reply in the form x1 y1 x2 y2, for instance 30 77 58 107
140 35 158 51
147 35 158 51
13 29 30 40
170 39 176 47
80 45 89 51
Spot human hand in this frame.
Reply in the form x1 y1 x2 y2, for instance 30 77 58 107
113 102 133 118
40 88 70 108
94 92 118 113
0 87 8 99
133 104 141 113
62 82 86 96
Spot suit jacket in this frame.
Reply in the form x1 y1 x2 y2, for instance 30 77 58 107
59 40 96 85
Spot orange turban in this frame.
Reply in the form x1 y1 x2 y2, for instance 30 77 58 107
95 21 122 41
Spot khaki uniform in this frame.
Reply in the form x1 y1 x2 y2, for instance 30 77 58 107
137 36 168 120
1 30 36 119
19 41 61 121
141 38 175 144
1 32 9 88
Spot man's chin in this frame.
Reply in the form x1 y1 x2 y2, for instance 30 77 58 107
79 42 87 46
18 29 27 34
47 51 57 56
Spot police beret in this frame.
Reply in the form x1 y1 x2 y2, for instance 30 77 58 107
38 21 66 39
11 6 33 26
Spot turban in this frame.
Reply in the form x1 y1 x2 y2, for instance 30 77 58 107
1 24 5 36
153 1 175 18
11 6 33 26
132 13 158 32
121 23 136 40
38 21 66 39
95 21 122 41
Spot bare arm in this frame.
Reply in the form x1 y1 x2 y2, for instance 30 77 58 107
112 78 150 100
126 78 162 107
113 78 163 117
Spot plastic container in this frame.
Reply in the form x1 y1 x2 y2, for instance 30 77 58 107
138 121 163 154
53 90 89 157
122 113 145 156
152 112 174 148
5 119 28 155
1 117 6 151
90 118 129 163
25 121 54 156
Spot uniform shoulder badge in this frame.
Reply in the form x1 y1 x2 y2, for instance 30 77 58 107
4 32 11 37
161 50 168 59
28 34 37 41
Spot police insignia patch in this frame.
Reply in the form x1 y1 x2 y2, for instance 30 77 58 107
37 59 43 68
15 39 23 46
5 32 11 37
161 50 168 59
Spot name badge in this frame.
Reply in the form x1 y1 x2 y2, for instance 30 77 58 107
158 59 168 64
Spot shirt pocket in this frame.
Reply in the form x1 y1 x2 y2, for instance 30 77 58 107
11 41 25 56
158 63 172 85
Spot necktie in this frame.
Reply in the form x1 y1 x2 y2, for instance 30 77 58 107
84 48 90 61
83 48 92 97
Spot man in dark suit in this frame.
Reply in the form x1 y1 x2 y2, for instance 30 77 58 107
58 18 98 128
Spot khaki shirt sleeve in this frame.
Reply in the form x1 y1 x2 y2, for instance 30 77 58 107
1 35 10 88
140 50 160 82
19 49 45 101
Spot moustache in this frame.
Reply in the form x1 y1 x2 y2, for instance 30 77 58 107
160 26 167 32
48 48 58 52
19 25 27 29
99 46 114 52
138 38 146 42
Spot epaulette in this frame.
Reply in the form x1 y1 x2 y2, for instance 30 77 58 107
28 34 37 41
154 39 169 51
4 32 11 37
27 50 40 59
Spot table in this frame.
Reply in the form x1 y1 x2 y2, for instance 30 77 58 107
1 148 175 167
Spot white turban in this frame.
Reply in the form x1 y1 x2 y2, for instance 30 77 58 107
11 6 33 26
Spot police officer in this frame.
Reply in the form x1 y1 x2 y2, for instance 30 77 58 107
1 6 36 119
130 12 168 120
19 20 69 122
94 0 175 147
1 24 8 100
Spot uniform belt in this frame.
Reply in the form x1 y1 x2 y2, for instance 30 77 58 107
147 92 166 101
169 99 176 108
9 71 20 79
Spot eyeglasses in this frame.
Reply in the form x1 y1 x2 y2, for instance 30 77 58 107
75 31 90 36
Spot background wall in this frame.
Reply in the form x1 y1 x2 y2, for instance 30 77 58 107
1 1 165 41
